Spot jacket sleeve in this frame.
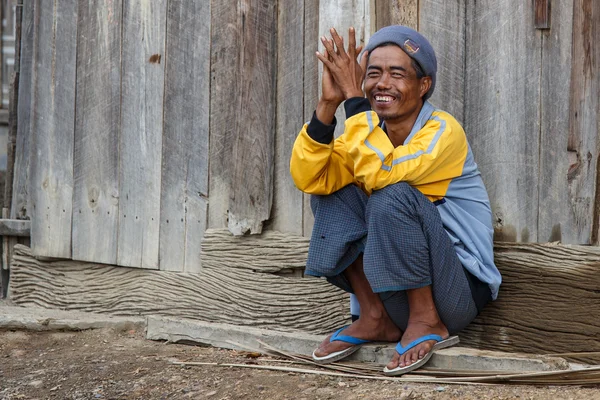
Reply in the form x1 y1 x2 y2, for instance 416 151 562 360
343 111 467 191
289 124 356 195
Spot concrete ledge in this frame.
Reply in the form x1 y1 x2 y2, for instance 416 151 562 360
146 316 570 372
0 305 145 331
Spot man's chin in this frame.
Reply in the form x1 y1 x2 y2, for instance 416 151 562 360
377 112 402 121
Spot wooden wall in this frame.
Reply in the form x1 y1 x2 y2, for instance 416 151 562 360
10 0 600 271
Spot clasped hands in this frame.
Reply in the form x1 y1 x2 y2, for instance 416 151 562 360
315 27 369 125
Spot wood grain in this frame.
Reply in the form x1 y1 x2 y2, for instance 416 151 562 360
10 238 600 363
537 1 575 243
11 0 33 219
159 0 210 272
117 0 166 269
375 0 418 30
227 0 277 235
302 0 319 237
270 0 304 235
72 0 122 264
567 0 600 245
208 0 239 230
419 0 466 123
465 0 541 243
28 0 78 258
10 244 348 335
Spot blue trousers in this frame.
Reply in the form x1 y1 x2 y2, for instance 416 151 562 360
306 183 479 334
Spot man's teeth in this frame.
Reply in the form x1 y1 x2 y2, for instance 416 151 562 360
376 96 394 102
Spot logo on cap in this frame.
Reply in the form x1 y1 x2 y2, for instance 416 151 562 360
403 39 420 54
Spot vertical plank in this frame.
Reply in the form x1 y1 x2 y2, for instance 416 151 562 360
375 0 418 30
419 0 466 123
568 0 600 244
208 0 239 231
29 0 78 258
11 0 34 219
465 0 541 243
160 0 210 272
302 0 319 237
72 0 122 264
209 0 277 236
270 0 304 235
117 0 166 269
318 0 372 137
537 0 574 243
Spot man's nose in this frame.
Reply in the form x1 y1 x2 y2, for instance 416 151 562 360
376 73 391 89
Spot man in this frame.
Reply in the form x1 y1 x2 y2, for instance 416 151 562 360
290 25 501 375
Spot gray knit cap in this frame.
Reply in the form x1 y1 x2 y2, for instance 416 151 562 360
365 25 437 101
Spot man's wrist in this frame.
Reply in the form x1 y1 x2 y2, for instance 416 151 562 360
316 100 340 125
344 89 364 99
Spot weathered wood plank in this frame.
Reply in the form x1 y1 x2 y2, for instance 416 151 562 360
537 1 575 243
419 0 466 123
227 1 277 235
465 0 541 243
4 0 22 212
0 219 31 237
208 0 277 235
201 229 309 273
10 244 348 335
374 0 418 30
160 0 210 272
208 0 239 231
117 0 166 269
566 0 600 244
10 238 600 363
72 0 122 264
11 0 34 220
318 0 372 137
29 0 78 258
270 0 304 235
302 0 319 237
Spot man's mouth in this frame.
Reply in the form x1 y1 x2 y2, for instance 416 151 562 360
374 95 396 103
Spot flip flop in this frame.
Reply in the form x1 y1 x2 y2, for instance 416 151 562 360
383 334 459 376
312 326 372 364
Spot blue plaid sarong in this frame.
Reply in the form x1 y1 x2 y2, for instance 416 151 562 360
306 182 482 334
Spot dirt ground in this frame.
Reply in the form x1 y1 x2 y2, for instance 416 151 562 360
1 327 599 400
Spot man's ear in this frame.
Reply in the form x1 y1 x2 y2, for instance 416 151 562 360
419 76 432 98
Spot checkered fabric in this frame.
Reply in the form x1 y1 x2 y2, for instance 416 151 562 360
306 183 478 334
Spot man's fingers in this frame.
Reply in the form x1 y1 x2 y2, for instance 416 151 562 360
329 28 348 59
360 50 369 74
315 51 334 69
320 36 337 60
348 27 357 58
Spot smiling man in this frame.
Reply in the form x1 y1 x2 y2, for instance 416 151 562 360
290 25 501 375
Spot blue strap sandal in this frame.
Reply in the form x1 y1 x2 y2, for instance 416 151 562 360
312 326 372 364
383 334 460 376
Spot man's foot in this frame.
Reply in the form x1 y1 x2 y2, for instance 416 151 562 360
314 315 401 359
386 319 449 370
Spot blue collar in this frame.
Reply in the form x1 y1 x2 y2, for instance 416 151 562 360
403 101 435 145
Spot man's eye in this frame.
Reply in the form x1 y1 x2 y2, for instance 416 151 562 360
392 73 404 78
367 73 380 78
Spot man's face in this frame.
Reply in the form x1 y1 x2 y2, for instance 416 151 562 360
364 45 431 121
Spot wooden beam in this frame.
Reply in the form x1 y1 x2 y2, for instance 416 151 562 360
0 218 31 237
9 243 348 334
9 232 600 363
